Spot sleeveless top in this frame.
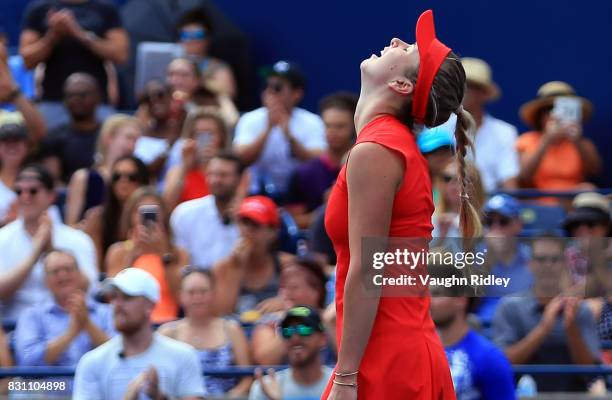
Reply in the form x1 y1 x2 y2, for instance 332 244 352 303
80 169 105 220
235 254 281 314
322 115 455 399
598 298 612 341
181 169 209 203
132 253 179 323
196 320 240 395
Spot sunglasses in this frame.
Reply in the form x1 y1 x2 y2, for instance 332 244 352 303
14 186 41 197
281 324 315 339
180 29 206 41
485 215 512 228
267 82 285 93
532 254 564 264
111 172 139 183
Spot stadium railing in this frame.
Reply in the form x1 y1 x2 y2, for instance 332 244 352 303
0 364 611 379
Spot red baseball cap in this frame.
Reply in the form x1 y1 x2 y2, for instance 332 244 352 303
412 10 452 123
237 196 279 227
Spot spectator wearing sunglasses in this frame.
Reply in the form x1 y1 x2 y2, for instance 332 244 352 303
158 267 252 397
431 159 484 248
65 115 142 227
563 192 611 286
251 257 328 365
474 194 533 327
0 165 97 320
80 155 149 271
493 235 601 393
233 60 326 196
249 305 332 400
177 9 237 99
39 73 102 184
476 194 533 324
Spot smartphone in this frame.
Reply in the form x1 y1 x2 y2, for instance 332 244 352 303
139 205 160 227
552 96 581 125
196 132 213 151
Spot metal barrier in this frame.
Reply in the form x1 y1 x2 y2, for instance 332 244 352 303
494 188 612 199
0 364 611 379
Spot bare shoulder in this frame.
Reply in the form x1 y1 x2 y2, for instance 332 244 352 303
224 318 246 337
158 319 181 339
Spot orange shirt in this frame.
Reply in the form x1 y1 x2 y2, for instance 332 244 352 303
133 254 179 323
516 131 585 189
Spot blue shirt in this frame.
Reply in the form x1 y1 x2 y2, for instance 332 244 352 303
493 291 601 392
445 330 516 400
15 299 116 367
476 243 533 327
0 55 35 111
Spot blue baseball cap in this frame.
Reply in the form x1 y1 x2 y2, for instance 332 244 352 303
484 194 521 219
417 126 454 154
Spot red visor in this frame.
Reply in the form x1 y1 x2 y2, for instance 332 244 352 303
412 10 452 123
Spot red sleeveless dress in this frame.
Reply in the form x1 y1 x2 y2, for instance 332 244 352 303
321 115 456 399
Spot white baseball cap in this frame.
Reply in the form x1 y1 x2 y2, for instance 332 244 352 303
105 268 160 303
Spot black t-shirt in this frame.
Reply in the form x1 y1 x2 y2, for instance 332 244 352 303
44 123 100 182
22 0 122 102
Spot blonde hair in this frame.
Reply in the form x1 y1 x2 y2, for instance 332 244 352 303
180 107 229 149
94 114 141 166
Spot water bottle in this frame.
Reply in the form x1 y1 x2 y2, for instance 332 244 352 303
516 374 537 398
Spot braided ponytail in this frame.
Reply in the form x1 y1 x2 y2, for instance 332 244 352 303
453 106 482 238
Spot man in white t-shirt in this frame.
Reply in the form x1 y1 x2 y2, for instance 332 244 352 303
445 58 519 193
170 153 242 268
74 268 205 400
233 60 326 194
249 306 333 400
0 165 97 320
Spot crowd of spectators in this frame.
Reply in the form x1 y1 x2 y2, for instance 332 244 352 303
0 1 610 399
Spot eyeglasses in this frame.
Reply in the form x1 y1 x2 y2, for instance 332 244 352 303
532 254 564 264
14 186 41 197
267 82 285 93
485 215 512 228
281 324 315 339
111 172 139 183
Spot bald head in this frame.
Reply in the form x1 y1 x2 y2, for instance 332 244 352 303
64 73 99 93
63 73 100 122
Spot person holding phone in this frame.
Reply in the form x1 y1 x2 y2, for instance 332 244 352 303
105 187 189 323
517 81 602 191
322 10 480 400
163 108 238 210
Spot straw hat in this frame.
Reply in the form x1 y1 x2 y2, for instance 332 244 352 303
461 57 500 101
519 81 593 127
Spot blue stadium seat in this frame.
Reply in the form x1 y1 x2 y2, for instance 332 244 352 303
519 203 566 236
278 210 301 254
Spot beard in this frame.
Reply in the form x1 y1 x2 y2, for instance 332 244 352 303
287 345 319 368
114 312 147 335
432 313 456 330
